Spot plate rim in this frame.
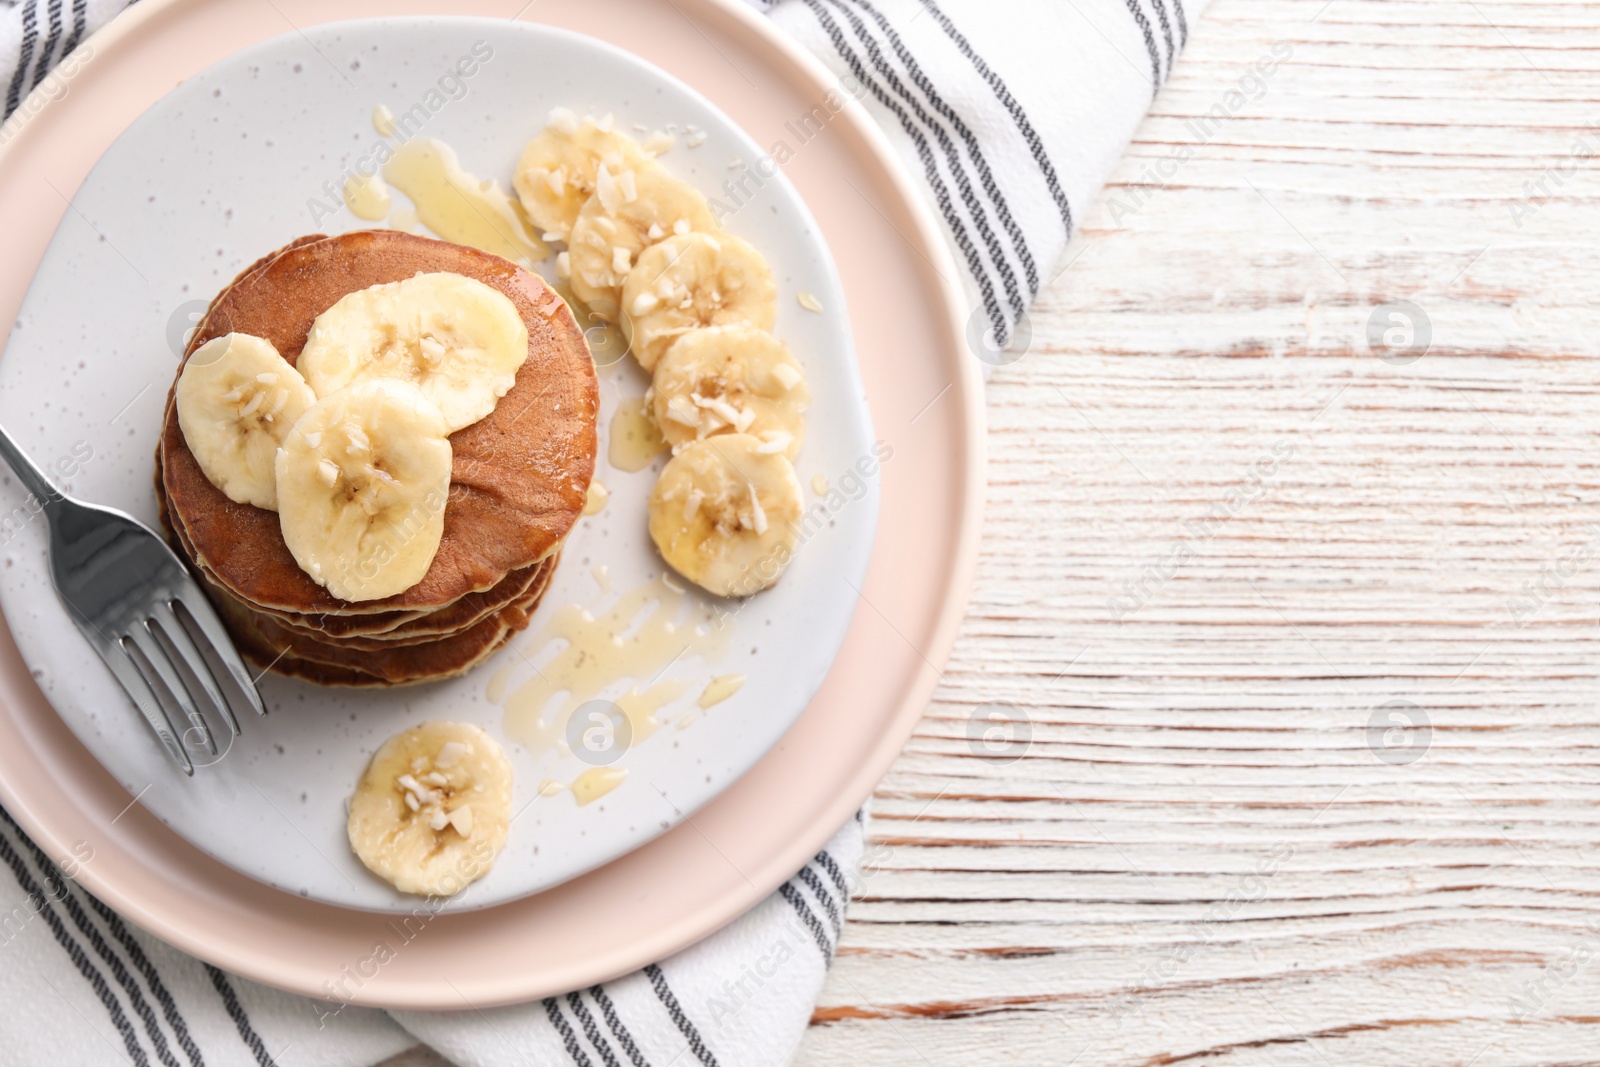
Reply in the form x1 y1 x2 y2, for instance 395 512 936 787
0 0 985 1009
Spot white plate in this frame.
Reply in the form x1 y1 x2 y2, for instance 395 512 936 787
0 17 875 913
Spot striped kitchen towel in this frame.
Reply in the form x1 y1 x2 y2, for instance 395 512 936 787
0 0 1201 1064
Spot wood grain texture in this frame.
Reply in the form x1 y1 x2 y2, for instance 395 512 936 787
795 1 1600 1064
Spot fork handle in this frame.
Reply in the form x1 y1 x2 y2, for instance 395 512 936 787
0 422 63 511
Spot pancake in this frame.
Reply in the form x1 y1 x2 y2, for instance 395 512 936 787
216 584 546 688
248 556 555 651
160 229 598 616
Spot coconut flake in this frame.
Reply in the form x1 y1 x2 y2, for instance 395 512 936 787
418 335 447 364
797 291 824 313
665 395 700 427
317 459 340 488
448 805 474 837
771 363 803 390
612 246 633 275
755 431 793 454
435 741 467 768
543 166 567 196
631 292 661 317
594 165 624 215
548 107 579 134
748 485 768 534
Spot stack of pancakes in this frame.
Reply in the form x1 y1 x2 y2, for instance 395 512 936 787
155 231 598 686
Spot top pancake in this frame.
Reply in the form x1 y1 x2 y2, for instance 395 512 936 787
160 230 598 615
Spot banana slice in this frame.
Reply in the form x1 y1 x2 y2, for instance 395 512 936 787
512 109 651 241
567 163 718 322
347 721 512 897
650 326 809 460
621 233 777 371
298 272 529 434
174 333 315 511
648 434 803 597
275 380 453 602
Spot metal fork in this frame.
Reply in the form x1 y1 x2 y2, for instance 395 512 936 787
0 424 264 775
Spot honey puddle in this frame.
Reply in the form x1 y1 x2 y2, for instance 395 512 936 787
584 479 610 516
382 137 546 267
572 767 628 806
372 104 396 138
496 575 731 754
679 673 746 732
698 673 747 709
609 397 667 472
343 171 391 221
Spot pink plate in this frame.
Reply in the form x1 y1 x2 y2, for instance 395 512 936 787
0 0 982 1008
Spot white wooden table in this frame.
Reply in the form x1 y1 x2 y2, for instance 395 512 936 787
794 0 1600 1063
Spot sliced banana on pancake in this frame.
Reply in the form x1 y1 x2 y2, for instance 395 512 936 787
621 233 777 371
347 721 512 896
276 380 453 603
648 434 803 597
568 163 718 322
174 333 315 511
298 272 528 434
512 108 651 241
650 326 809 460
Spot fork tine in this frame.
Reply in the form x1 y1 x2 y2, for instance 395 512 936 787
103 639 193 776
126 624 215 757
171 587 266 717
153 602 239 737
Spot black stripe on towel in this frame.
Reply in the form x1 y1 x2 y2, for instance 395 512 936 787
590 984 651 1067
778 882 833 963
917 0 1075 239
798 0 1009 345
30 0 62 92
1172 0 1189 47
814 849 850 898
0 819 151 1067
6 0 39 119
825 0 1028 315
797 865 842 939
62 0 87 54
566 991 622 1067
845 0 1039 298
644 963 720 1067
544 996 596 1067
1148 0 1176 70
85 895 208 1067
205 965 276 1067
0 810 185 1067
1122 0 1163 91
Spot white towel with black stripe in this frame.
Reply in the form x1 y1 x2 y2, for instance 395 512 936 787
756 0 1209 358
0 807 864 1067
0 0 1202 1064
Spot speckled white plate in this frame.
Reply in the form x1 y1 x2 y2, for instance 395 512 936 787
0 17 875 912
